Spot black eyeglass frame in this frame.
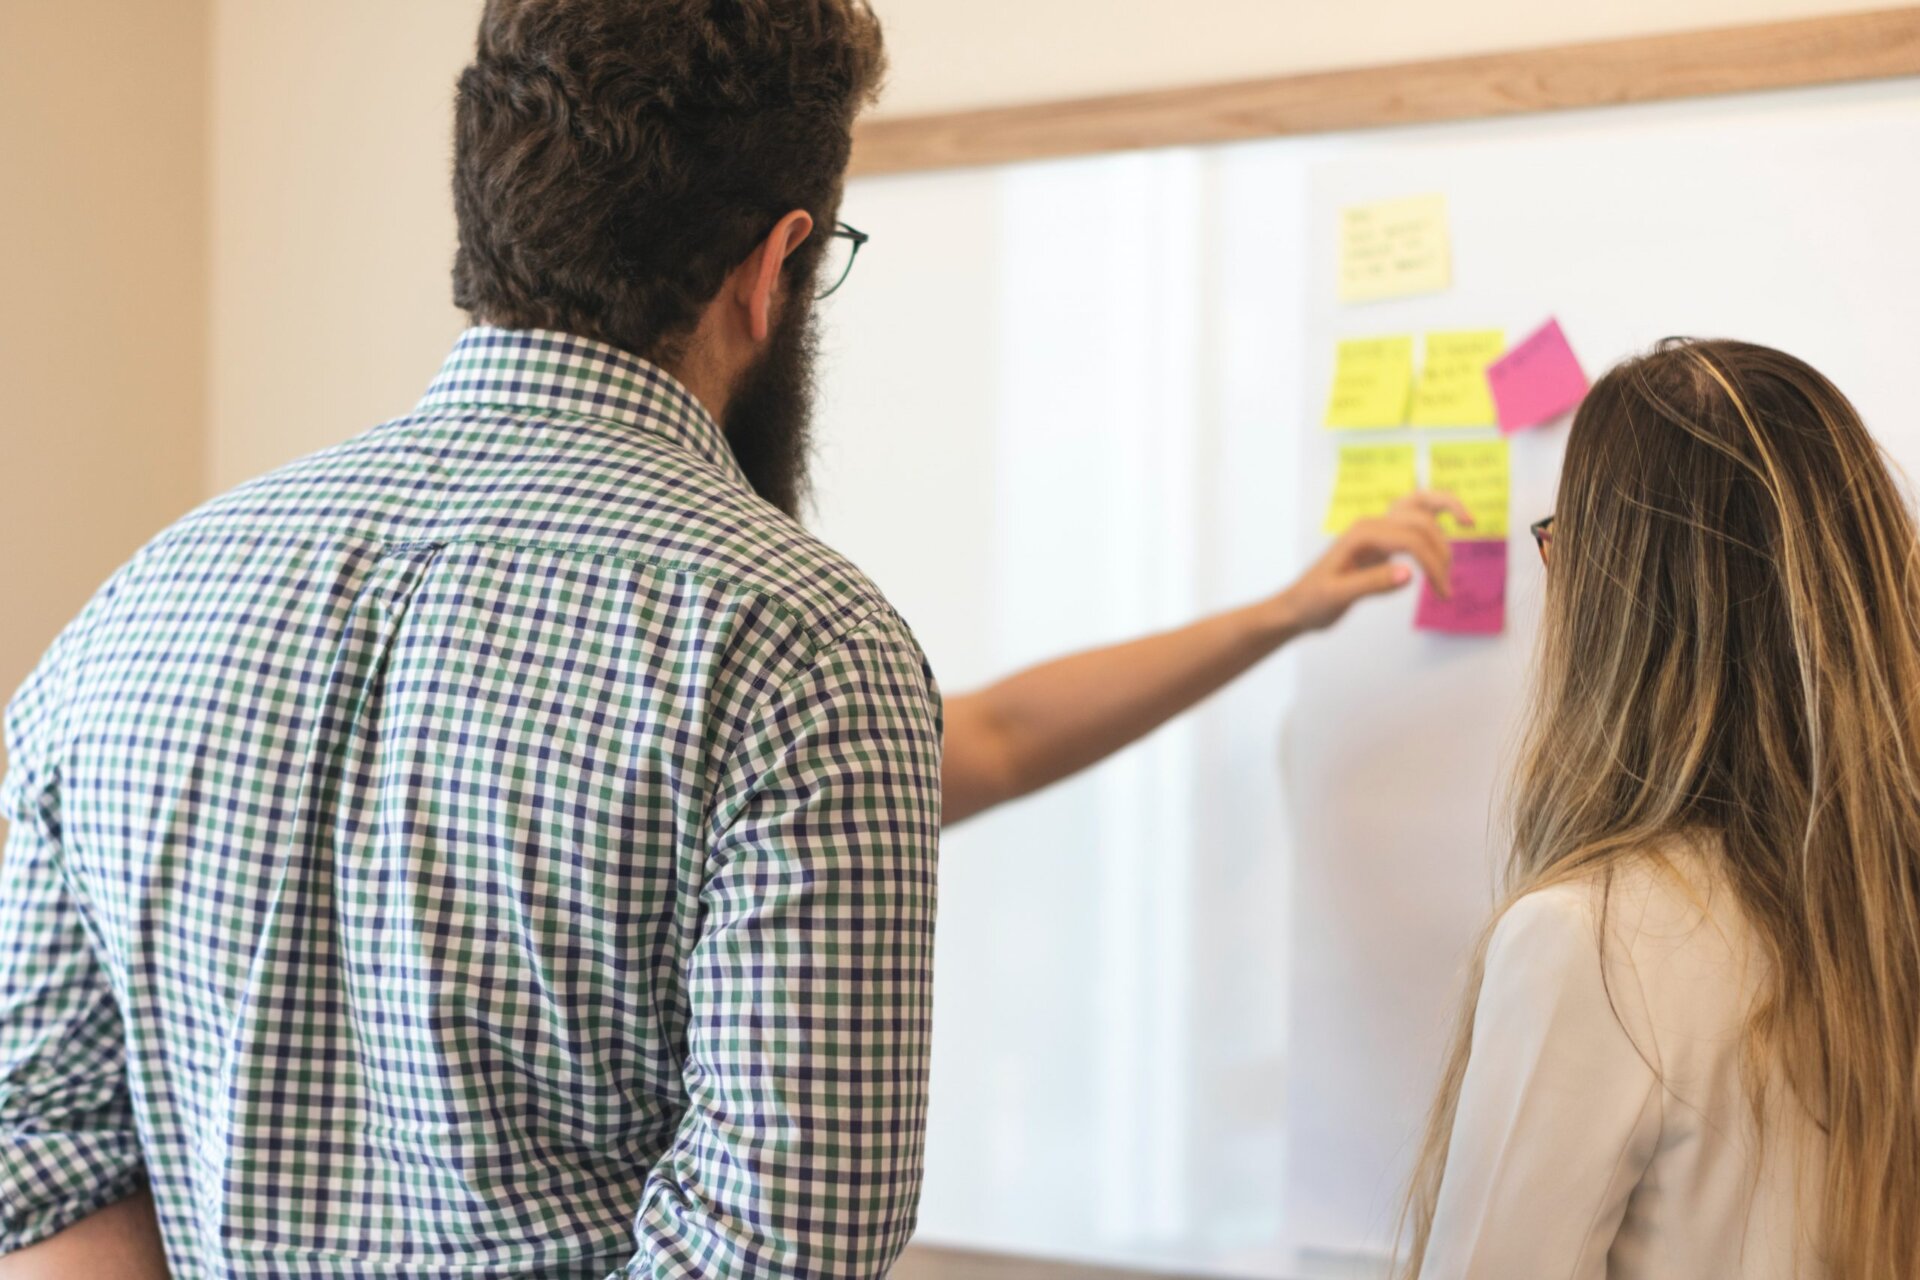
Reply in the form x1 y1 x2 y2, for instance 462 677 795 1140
1530 515 1556 564
816 221 870 300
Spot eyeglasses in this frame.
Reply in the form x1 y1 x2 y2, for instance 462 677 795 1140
1530 515 1556 566
816 221 870 300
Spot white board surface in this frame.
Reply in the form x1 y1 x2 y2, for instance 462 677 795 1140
810 76 1920 1277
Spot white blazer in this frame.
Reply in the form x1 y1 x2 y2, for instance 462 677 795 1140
1422 847 1825 1279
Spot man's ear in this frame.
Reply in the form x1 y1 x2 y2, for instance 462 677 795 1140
736 209 815 343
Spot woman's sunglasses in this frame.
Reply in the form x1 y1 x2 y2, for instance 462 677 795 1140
1530 515 1555 566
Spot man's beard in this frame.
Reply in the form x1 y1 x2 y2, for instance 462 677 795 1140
722 297 819 519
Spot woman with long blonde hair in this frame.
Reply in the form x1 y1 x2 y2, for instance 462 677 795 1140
1403 339 1920 1278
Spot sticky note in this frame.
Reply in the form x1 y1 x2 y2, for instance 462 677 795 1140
1410 330 1504 427
1324 444 1418 535
1325 336 1415 429
1487 318 1590 434
1416 541 1507 635
1339 194 1451 304
1428 440 1509 540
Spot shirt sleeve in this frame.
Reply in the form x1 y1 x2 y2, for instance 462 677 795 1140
0 643 146 1254
1421 888 1661 1280
621 608 943 1280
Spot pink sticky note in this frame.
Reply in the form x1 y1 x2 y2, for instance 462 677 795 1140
1416 541 1507 636
1488 318 1589 434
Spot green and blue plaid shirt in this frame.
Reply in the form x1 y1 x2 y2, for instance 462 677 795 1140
0 329 942 1278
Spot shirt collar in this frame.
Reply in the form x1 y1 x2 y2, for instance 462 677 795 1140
417 327 747 486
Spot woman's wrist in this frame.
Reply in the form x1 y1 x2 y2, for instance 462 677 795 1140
1248 591 1309 650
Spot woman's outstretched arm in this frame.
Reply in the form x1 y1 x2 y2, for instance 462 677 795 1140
941 493 1466 826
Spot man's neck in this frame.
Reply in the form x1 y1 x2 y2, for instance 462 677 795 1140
657 351 730 427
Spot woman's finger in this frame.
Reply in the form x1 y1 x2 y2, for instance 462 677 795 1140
1334 560 1416 605
1391 489 1476 529
1345 519 1452 596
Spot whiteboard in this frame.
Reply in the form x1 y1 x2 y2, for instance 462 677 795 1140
810 77 1920 1277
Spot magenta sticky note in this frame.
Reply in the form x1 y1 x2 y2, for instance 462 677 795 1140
1416 541 1507 636
1487 318 1589 434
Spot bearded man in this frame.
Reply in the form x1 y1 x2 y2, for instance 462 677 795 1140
0 4 935 1277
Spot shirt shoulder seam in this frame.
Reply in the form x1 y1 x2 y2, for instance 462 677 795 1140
383 532 888 650
138 517 877 652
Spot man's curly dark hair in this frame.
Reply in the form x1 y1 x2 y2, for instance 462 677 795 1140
451 0 886 363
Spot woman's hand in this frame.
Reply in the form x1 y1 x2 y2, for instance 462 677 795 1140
1273 492 1472 635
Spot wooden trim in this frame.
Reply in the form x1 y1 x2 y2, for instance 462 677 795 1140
851 7 1920 176
892 1245 1200 1280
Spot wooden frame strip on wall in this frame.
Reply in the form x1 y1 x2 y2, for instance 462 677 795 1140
851 7 1920 176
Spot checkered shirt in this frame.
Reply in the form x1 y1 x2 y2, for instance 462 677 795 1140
0 328 943 1278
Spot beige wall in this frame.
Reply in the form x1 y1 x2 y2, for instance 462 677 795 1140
209 1 479 488
876 0 1886 114
204 0 1889 490
0 2 209 768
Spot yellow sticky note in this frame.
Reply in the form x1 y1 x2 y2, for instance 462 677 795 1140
1325 444 1419 535
1411 330 1504 427
1325 336 1415 429
1429 440 1510 540
1339 194 1451 304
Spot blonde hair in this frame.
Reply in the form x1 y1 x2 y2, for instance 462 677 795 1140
1400 339 1920 1278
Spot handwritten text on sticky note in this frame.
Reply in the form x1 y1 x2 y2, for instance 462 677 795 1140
1416 541 1507 636
1339 194 1451 304
1488 318 1590 434
1410 330 1504 427
1325 444 1419 535
1325 336 1415 429
1429 440 1509 540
